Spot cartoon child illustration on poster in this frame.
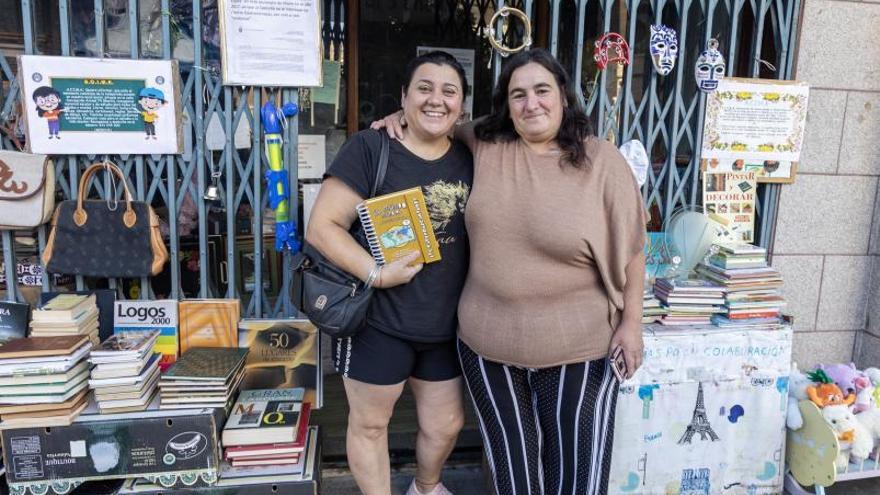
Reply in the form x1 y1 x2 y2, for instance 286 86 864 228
137 87 167 140
32 86 65 139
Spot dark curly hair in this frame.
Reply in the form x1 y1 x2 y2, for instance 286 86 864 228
474 48 594 169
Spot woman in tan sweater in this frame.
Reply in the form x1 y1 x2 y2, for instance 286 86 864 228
377 48 646 495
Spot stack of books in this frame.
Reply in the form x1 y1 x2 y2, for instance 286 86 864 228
222 388 311 467
88 330 161 413
0 335 92 427
696 243 786 328
158 347 248 410
653 278 726 326
30 294 100 346
642 287 667 324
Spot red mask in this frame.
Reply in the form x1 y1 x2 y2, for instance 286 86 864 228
593 32 630 70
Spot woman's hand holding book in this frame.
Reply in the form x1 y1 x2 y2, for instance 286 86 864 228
373 251 423 289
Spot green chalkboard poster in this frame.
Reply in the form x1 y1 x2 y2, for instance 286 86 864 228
52 78 145 132
311 61 341 106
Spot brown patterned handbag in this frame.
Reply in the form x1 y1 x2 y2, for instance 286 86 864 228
42 162 168 277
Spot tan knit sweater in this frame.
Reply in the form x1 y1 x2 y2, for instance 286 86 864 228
457 136 647 368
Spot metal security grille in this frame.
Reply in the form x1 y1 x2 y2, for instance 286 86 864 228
537 0 801 243
0 0 800 312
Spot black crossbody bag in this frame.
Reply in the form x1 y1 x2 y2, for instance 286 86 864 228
291 133 389 338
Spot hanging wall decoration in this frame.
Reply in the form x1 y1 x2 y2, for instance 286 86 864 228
594 32 631 70
694 38 726 93
481 6 533 68
649 25 678 76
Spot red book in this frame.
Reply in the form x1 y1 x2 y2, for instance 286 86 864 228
727 311 780 319
230 454 301 467
225 403 311 459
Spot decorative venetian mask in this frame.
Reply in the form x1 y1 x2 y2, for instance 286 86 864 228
594 32 630 70
649 25 678 76
694 38 726 93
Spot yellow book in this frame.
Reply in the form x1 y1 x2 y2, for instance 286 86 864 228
178 299 240 353
357 187 441 265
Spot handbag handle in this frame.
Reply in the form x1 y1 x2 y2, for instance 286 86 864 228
73 161 138 228
370 131 389 198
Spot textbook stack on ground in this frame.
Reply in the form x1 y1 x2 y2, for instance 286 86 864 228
88 330 161 413
0 335 93 427
158 347 248 410
653 278 726 326
696 243 787 328
222 388 311 468
30 293 100 345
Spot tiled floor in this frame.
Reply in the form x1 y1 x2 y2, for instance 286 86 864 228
322 464 489 495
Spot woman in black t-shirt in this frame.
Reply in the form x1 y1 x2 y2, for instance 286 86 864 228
306 52 472 495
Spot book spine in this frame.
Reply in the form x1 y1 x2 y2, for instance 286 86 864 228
357 203 386 265
406 191 441 263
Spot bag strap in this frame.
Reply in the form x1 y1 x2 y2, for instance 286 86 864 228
370 132 389 198
74 161 137 228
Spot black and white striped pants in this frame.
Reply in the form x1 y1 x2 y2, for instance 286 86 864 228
458 339 619 495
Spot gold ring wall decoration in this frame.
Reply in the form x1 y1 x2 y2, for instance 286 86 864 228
482 7 533 60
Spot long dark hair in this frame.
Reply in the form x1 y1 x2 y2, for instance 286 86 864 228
475 48 594 169
401 50 470 98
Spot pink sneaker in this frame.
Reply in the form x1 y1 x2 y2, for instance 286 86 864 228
406 479 453 495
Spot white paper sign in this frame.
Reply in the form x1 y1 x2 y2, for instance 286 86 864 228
416 46 475 121
701 78 809 163
609 326 792 495
297 134 326 179
18 55 183 155
219 0 322 87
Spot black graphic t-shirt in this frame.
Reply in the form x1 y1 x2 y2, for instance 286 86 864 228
325 130 473 343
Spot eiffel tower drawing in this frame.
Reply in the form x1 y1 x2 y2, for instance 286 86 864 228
678 382 720 444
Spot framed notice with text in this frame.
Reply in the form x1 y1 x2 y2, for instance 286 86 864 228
18 55 183 155
700 77 809 184
218 0 322 87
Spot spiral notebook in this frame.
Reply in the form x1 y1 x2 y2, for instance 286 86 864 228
356 187 441 265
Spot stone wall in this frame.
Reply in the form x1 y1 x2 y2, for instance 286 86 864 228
773 0 880 368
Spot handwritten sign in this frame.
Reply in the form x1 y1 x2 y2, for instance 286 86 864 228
609 326 792 494
700 78 809 184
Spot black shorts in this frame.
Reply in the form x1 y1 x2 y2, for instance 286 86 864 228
331 325 461 386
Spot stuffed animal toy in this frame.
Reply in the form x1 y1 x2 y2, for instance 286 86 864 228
819 363 871 396
822 404 873 469
787 363 814 430
864 367 880 408
855 382 877 414
855 407 880 449
807 369 856 408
